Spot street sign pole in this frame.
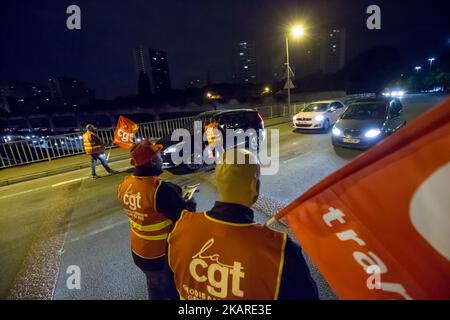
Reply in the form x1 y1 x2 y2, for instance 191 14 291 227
286 35 291 114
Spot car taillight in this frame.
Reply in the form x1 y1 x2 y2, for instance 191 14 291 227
257 113 264 128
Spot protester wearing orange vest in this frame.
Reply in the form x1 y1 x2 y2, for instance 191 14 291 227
166 148 318 300
117 140 196 299
204 119 223 160
83 124 116 179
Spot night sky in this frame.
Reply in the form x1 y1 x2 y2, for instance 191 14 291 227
1 0 449 98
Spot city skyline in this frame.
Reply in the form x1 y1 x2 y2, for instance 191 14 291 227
233 41 258 84
1 0 448 98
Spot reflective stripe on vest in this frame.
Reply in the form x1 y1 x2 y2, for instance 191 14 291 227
118 176 173 259
167 211 287 300
129 218 172 232
83 131 105 155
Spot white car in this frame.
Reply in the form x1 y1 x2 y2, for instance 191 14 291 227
293 100 346 131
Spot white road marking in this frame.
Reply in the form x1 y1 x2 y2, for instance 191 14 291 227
0 165 132 200
69 219 128 243
51 177 87 187
282 151 312 164
0 186 49 200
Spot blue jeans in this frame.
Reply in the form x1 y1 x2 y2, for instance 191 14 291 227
90 153 111 175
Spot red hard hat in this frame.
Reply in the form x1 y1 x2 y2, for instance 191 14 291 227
130 140 163 167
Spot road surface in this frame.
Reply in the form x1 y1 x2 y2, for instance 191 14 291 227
0 94 446 300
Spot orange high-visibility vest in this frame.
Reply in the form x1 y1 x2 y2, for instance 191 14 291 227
83 131 105 155
205 123 221 146
118 176 173 259
167 211 287 300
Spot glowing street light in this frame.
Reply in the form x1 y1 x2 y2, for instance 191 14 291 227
286 24 306 112
291 26 305 38
428 57 436 70
414 66 422 73
206 92 221 110
261 86 271 95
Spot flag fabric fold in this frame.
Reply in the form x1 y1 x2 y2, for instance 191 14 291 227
276 98 450 299
113 115 139 149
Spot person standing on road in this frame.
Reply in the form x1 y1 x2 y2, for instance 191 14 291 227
166 148 319 300
117 140 196 300
204 118 223 161
83 124 117 179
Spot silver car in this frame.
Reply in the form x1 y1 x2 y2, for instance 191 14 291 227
293 100 346 131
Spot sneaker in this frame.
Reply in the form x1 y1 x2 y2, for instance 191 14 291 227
91 174 100 180
108 169 119 175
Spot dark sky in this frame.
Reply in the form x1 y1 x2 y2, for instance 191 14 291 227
1 0 449 98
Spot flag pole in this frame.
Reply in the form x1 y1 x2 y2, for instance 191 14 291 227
265 216 277 227
106 145 113 161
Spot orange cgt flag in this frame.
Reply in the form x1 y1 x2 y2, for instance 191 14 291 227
273 98 450 300
113 116 139 149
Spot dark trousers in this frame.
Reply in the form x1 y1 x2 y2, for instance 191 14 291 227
132 253 173 300
90 153 111 176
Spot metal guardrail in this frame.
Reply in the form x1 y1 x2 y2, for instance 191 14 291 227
254 103 306 119
0 95 375 169
0 116 194 168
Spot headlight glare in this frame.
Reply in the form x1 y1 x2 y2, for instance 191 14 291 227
314 115 325 122
164 146 177 154
365 129 381 138
332 127 342 136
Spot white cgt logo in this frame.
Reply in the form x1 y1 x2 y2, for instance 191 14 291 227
118 128 135 143
410 162 450 261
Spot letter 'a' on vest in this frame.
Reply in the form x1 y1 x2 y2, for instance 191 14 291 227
167 211 287 300
83 131 105 155
118 176 173 259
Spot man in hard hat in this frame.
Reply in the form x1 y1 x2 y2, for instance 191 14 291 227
117 140 196 299
83 124 117 179
166 148 318 300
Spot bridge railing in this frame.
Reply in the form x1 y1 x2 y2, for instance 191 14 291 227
0 116 195 168
254 102 308 119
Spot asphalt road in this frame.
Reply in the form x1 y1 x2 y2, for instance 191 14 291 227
0 94 447 300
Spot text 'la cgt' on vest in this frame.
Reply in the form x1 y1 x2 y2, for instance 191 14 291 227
167 211 287 300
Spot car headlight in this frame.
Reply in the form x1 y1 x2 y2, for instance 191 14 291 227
332 127 342 136
293 116 297 121
314 115 325 122
365 129 381 138
163 145 179 154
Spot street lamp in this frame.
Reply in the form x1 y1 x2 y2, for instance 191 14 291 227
286 25 305 113
206 92 221 110
415 66 422 73
261 86 271 95
428 57 436 70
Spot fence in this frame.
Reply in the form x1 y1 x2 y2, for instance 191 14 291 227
0 94 374 169
0 116 194 169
